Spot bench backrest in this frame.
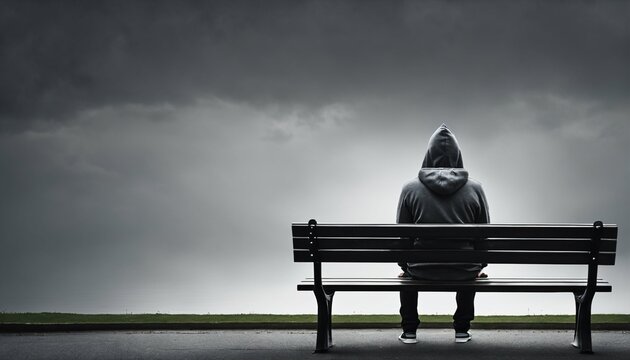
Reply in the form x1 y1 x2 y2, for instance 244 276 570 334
292 221 617 265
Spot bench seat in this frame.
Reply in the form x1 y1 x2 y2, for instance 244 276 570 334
298 277 612 293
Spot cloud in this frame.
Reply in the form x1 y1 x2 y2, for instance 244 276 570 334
1 0 628 131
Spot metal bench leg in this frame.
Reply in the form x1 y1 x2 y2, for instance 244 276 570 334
572 291 594 354
572 221 603 354
309 219 335 353
314 289 334 353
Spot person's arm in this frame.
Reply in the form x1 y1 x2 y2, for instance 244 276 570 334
474 187 490 270
397 187 414 225
396 187 413 275
476 187 490 224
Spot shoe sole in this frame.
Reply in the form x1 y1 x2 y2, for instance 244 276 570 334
455 337 471 343
398 336 418 344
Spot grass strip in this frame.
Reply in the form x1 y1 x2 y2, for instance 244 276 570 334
1 313 629 324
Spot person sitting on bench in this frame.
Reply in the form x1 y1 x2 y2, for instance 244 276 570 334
397 124 490 344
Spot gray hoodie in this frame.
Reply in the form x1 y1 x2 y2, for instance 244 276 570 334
397 124 489 281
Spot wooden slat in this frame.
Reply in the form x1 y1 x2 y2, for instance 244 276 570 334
293 249 617 265
292 223 618 239
296 277 612 293
485 238 617 251
304 277 608 282
300 279 612 287
293 237 410 249
292 237 617 252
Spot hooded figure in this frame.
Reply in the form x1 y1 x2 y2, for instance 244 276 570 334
397 124 489 280
397 124 489 344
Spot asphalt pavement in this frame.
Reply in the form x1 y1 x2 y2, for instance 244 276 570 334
1 329 629 359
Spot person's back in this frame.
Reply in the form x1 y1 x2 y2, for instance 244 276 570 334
397 124 489 344
397 124 489 280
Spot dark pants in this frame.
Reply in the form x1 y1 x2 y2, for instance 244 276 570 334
399 290 476 333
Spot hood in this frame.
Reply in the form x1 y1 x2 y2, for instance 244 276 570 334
419 124 468 195
421 124 463 168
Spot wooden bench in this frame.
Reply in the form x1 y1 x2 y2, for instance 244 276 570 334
292 220 617 354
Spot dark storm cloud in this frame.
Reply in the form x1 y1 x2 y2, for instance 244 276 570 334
1 0 629 131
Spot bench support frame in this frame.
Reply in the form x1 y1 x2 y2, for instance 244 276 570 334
309 219 334 353
571 221 603 354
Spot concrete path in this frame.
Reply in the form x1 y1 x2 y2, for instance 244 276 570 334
1 329 629 359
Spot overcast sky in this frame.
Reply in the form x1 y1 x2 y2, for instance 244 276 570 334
1 0 629 315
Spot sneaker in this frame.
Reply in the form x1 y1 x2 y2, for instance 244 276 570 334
398 332 417 344
455 332 472 343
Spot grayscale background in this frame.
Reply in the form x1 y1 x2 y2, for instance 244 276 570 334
1 0 628 315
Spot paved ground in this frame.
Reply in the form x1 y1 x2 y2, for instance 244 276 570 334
1 329 629 359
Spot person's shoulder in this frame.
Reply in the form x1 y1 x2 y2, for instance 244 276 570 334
465 177 486 193
401 177 422 192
